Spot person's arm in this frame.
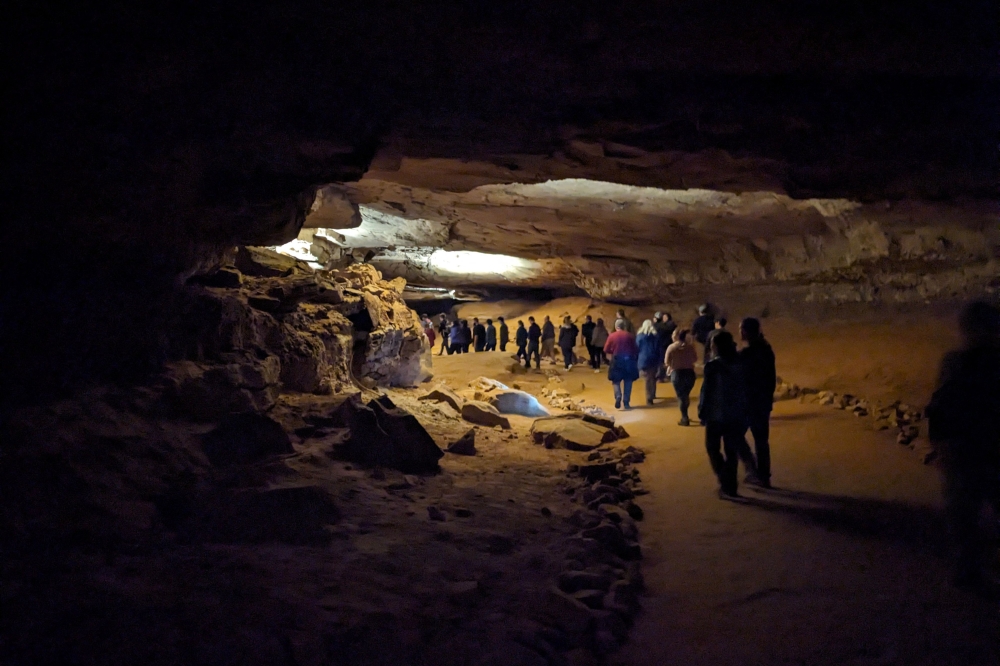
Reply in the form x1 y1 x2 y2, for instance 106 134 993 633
698 363 714 423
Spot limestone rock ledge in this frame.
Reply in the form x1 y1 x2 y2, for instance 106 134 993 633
164 250 429 420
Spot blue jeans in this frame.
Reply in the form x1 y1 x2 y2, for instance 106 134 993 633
612 379 633 406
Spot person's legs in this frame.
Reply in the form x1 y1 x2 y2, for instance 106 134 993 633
643 369 657 404
721 425 743 495
944 468 984 585
612 380 623 408
561 345 573 369
439 336 448 355
704 422 727 488
622 379 633 408
749 411 771 484
672 370 693 424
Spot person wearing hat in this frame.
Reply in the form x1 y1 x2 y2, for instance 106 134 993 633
692 304 716 363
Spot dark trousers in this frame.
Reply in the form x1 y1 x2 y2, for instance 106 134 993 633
705 421 743 494
485 341 496 351
738 410 771 482
588 344 602 369
450 343 464 354
670 369 696 420
474 341 485 352
439 335 449 355
560 344 575 369
500 341 508 352
525 342 540 368
943 465 1000 581
516 343 527 361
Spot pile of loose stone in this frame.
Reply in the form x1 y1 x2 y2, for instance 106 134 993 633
770 377 933 462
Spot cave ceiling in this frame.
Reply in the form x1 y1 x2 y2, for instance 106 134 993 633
5 1 998 301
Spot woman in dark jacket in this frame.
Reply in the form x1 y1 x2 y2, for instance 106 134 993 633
449 321 463 354
558 316 579 369
635 319 661 405
698 331 748 498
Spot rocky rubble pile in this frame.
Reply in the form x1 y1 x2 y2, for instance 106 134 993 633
163 248 429 420
804 390 933 463
541 444 647 655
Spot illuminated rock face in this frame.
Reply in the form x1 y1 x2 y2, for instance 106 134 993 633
297 156 998 303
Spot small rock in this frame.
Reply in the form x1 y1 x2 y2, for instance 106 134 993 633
454 508 473 518
427 506 447 521
541 507 553 517
446 428 477 456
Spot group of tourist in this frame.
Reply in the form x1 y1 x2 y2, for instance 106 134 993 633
422 315 511 355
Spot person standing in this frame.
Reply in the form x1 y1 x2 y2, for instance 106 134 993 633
472 318 486 352
485 319 497 351
698 331 748 498
692 304 715 363
498 317 509 352
704 318 728 363
738 317 776 488
449 320 463 355
541 315 556 361
581 314 596 364
614 308 634 334
927 300 1000 592
525 316 542 369
558 316 579 370
460 320 472 353
636 319 661 405
666 328 698 426
589 318 609 371
514 320 528 362
604 320 639 410
437 315 451 356
653 312 676 381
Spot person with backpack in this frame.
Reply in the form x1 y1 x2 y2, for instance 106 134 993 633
603 320 639 410
558 316 579 370
636 319 661 405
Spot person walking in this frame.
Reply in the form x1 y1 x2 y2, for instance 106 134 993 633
485 319 497 351
614 308 634 334
460 320 472 353
422 316 436 350
590 318 609 371
525 317 542 369
558 316 579 370
738 317 776 488
666 328 698 425
636 319 661 405
541 316 556 361
449 320 463 355
498 317 509 352
653 312 676 381
472 318 486 352
437 315 451 356
704 318 728 363
604 320 639 410
927 300 1000 592
692 304 715 363
698 331 749 498
581 314 595 363
514 320 528 362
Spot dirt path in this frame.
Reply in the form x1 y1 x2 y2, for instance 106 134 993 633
431 350 1000 666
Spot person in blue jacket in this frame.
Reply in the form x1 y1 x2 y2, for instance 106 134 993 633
636 319 661 405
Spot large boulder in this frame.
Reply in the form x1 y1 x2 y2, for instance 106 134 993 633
490 390 550 418
201 412 293 466
162 354 281 421
461 401 511 429
531 414 621 451
419 384 465 412
330 393 443 473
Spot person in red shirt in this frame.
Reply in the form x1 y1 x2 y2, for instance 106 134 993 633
603 320 640 409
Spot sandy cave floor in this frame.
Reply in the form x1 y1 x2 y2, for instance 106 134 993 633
428 333 1000 666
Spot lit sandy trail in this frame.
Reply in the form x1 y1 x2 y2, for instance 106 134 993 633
431 349 1000 666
